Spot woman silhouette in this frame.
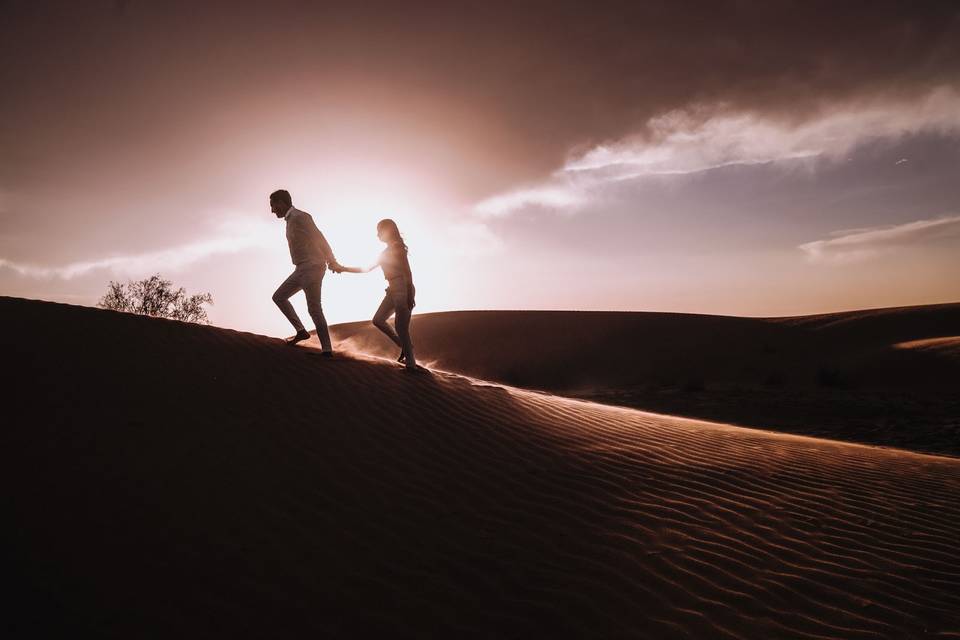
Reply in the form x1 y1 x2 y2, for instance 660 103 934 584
334 219 418 370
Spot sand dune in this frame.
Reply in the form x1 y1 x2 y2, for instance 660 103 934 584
5 296 960 638
331 304 960 455
895 336 960 358
332 304 960 391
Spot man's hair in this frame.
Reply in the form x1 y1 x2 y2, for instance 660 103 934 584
270 189 292 207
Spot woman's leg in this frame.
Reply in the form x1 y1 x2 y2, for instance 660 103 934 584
392 293 416 368
372 294 402 348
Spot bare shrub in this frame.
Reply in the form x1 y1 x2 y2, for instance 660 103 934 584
98 274 213 324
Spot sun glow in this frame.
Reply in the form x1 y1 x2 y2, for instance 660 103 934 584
277 172 457 326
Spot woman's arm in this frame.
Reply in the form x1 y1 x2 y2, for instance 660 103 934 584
333 263 378 274
403 254 415 308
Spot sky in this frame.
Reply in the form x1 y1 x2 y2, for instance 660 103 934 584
2 0 959 336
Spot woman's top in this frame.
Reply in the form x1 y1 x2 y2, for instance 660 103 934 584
379 243 412 292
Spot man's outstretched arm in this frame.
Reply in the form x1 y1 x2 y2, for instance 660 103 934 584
303 216 338 268
316 229 337 268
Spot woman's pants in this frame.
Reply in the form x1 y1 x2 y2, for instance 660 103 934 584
372 288 416 367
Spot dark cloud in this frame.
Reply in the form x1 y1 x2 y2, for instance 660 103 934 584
2 0 958 197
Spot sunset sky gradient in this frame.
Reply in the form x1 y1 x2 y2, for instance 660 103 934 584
2 1 959 335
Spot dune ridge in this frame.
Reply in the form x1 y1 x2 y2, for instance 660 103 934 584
331 304 960 455
895 336 960 358
4 296 960 638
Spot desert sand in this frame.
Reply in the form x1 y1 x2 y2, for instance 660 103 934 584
332 304 960 456
4 296 960 638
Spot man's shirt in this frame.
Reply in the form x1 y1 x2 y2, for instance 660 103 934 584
284 207 335 266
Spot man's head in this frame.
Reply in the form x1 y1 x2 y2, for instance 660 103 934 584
270 189 293 218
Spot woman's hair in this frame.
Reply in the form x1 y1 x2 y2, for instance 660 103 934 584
377 218 407 250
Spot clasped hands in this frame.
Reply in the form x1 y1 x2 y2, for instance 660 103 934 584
330 260 415 308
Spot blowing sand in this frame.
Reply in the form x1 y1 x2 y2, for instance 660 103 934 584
4 296 960 638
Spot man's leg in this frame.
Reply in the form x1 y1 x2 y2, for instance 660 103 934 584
302 266 332 353
273 268 306 332
372 294 402 348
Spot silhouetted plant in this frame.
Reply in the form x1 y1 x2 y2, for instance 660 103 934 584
98 274 213 324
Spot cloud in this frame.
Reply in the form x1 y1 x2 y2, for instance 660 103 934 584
474 185 588 217
799 214 960 264
570 87 960 175
475 87 960 217
0 217 274 280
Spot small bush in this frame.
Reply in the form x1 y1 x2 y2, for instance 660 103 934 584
98 274 213 324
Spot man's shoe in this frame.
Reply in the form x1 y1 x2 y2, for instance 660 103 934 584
285 330 311 345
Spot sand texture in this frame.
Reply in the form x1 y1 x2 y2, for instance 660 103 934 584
4 297 960 638
332 305 960 455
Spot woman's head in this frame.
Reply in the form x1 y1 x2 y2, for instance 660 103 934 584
377 218 406 248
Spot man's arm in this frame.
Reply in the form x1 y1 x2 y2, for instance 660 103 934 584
316 229 336 266
304 215 337 267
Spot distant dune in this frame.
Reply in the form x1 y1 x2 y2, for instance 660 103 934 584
894 335 960 357
4 296 960 637
332 304 960 455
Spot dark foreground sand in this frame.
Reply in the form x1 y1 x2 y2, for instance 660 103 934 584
4 297 960 638
332 304 960 456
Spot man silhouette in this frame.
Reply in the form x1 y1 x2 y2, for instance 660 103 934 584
269 189 339 354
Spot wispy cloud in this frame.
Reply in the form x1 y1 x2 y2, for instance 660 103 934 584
474 185 588 217
475 87 960 217
0 217 274 280
799 214 960 264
